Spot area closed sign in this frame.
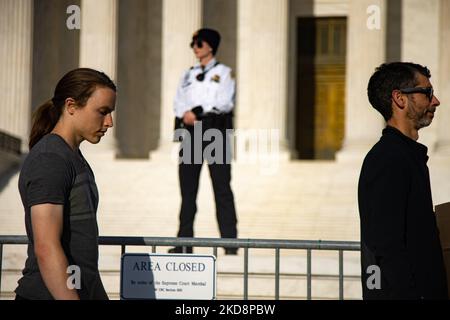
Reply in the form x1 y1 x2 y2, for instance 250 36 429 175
120 253 216 300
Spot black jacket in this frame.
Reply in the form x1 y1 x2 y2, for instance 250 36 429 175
358 126 448 299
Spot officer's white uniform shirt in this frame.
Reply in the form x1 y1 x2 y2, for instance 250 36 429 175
173 58 235 118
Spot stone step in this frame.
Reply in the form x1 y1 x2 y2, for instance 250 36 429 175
0 269 362 300
0 159 364 241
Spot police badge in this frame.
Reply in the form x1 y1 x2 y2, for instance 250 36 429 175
211 74 221 83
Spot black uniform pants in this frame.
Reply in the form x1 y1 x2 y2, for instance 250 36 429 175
177 114 237 239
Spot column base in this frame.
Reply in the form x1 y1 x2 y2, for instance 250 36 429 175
149 143 179 164
149 142 293 170
0 149 21 177
432 143 450 160
80 140 117 161
335 140 377 163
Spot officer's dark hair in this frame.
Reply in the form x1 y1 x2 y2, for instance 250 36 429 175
367 62 431 121
192 28 221 56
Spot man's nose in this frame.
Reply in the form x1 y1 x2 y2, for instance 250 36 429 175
432 95 440 107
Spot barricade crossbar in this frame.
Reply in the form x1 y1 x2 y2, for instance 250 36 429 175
0 235 361 300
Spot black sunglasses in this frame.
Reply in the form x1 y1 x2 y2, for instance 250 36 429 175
190 38 203 49
399 87 434 101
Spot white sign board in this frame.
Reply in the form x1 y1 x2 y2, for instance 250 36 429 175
120 253 216 300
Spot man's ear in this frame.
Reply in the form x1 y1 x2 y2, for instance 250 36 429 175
392 90 406 109
64 98 77 115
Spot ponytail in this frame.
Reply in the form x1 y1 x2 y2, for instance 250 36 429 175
28 68 116 149
29 99 62 149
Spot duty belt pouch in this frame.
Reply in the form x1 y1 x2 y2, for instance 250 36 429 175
174 117 184 130
174 117 185 142
224 112 233 130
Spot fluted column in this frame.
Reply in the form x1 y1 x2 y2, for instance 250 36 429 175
79 0 118 155
0 0 33 153
156 0 202 155
435 0 450 156
236 0 289 160
401 0 440 150
336 0 386 162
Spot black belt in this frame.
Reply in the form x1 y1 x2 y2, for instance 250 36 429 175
201 112 226 119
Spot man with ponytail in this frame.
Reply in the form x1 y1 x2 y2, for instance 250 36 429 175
15 68 116 300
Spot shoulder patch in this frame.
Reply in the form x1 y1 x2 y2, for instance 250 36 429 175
182 71 191 88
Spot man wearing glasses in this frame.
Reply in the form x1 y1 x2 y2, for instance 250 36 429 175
169 28 238 255
358 62 448 299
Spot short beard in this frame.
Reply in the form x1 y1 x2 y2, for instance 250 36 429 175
406 97 432 129
417 114 432 129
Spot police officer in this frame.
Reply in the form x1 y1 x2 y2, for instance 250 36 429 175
169 28 238 255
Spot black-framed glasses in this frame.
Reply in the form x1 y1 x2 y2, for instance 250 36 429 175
399 87 434 101
190 38 203 49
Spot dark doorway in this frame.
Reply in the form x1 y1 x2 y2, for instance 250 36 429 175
296 17 347 160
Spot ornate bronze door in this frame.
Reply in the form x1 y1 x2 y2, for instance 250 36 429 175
296 17 346 160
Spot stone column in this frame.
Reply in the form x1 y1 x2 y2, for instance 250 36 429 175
0 0 33 153
401 0 440 150
79 0 118 156
236 0 289 162
435 0 450 156
155 0 202 157
336 0 386 162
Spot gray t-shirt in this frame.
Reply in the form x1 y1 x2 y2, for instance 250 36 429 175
15 134 107 300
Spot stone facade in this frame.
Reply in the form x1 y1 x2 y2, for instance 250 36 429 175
1 0 449 161
1 0 450 300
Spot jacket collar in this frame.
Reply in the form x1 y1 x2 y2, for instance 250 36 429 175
383 126 429 163
194 58 217 70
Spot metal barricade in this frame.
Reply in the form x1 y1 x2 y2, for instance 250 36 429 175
0 235 361 300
